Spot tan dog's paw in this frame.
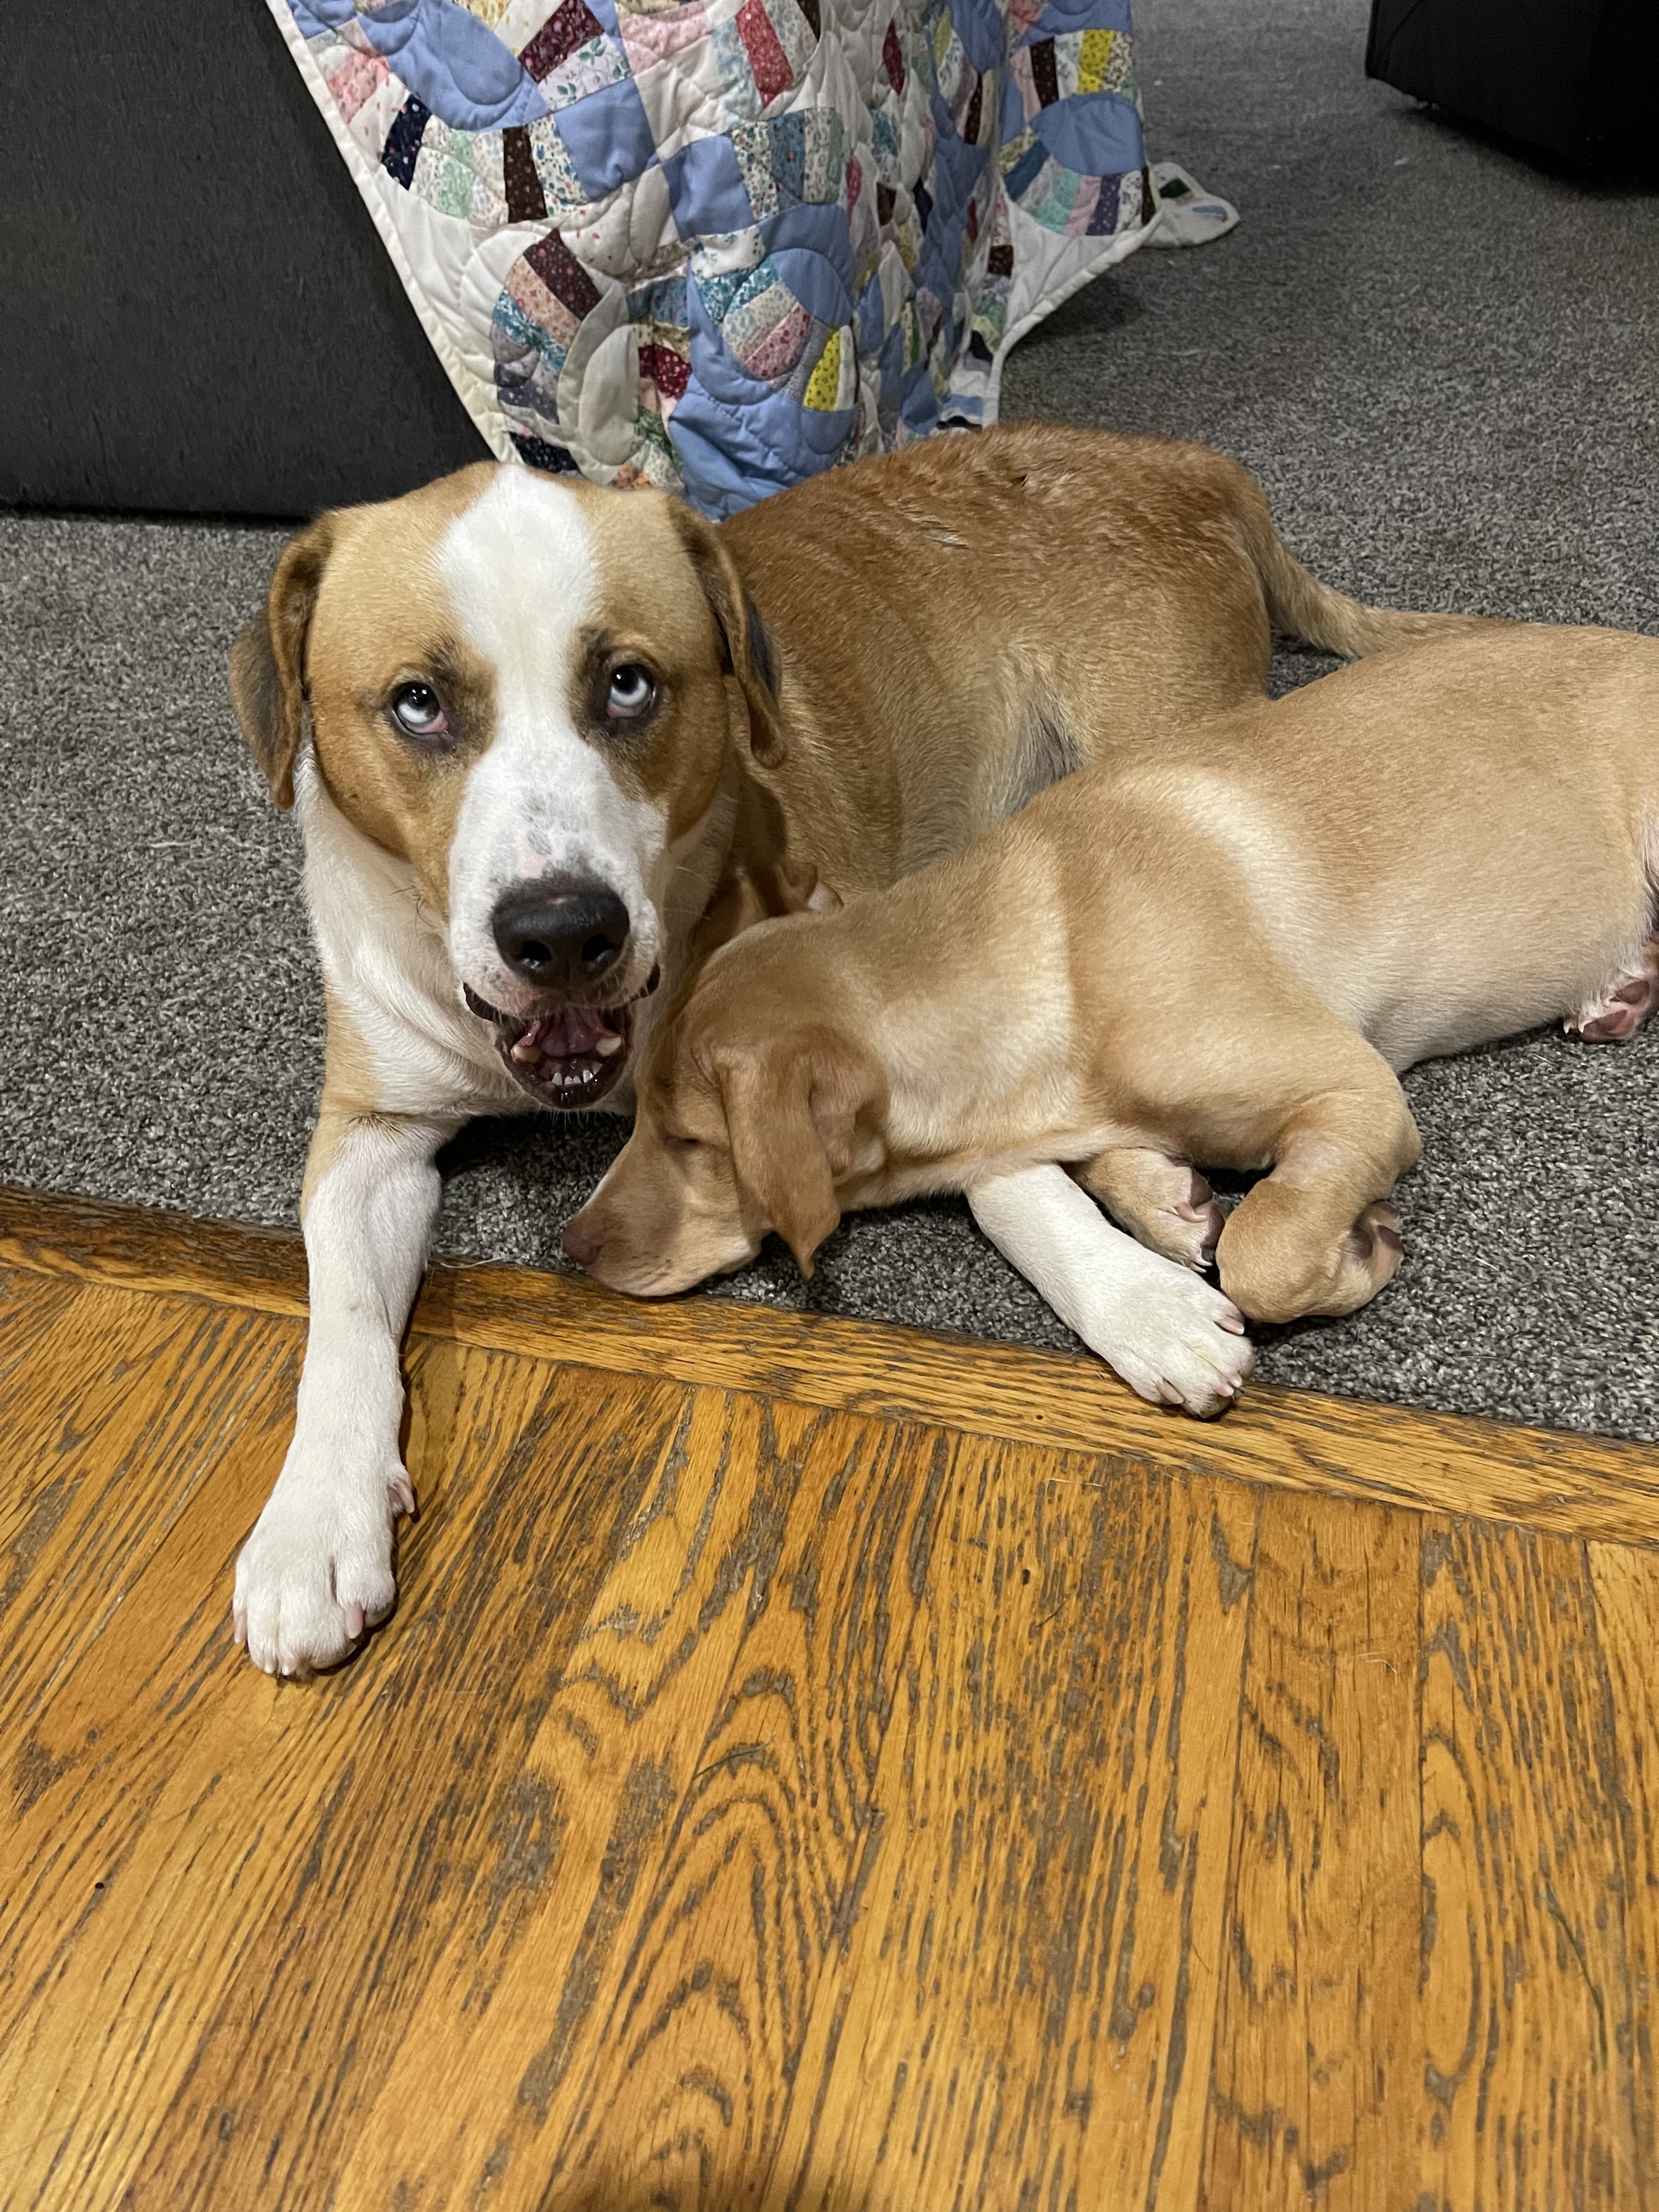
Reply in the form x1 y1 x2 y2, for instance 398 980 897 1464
1240 1198 1401 1321
1156 1176 1224 1271
1325 1201 1404 1313
1218 1183 1405 1323
1077 1152 1223 1272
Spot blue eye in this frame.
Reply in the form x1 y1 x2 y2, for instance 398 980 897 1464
606 664 656 720
391 682 448 739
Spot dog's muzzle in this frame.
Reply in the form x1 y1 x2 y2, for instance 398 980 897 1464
464 970 659 1109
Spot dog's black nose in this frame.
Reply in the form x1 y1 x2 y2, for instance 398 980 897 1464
491 881 630 992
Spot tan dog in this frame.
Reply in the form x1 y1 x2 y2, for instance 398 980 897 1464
228 422 1474 1670
566 624 1658 1370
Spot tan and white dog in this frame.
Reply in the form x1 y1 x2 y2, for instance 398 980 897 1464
228 422 1472 1673
566 624 1658 1339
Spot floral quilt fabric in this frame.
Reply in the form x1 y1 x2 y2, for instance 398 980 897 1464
274 0 1153 516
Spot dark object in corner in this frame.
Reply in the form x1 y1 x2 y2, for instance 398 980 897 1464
1367 0 1659 175
1 0 490 518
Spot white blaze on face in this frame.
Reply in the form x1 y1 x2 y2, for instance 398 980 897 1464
438 469 669 1009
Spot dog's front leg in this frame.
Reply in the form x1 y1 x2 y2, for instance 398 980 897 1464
968 1164 1254 1419
234 1107 459 1674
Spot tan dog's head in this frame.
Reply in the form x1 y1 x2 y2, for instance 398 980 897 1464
562 953 886 1294
229 464 784 1108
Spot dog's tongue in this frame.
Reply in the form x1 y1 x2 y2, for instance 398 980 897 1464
510 1005 620 1064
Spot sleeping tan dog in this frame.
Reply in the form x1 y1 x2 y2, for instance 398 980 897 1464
565 624 1658 1364
229 422 1474 1670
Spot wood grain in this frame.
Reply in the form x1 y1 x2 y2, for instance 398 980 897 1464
109 1353 689 2212
523 1406 946 2209
0 1308 685 2210
1202 1492 1421 2207
2 1193 1658 2209
1414 1519 1644 2203
3 1185 1658 1549
769 1460 1260 2212
330 1391 938 2209
1587 1541 1659 2191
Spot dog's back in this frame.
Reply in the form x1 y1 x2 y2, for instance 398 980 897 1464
1030 623 1659 1068
720 422 1487 888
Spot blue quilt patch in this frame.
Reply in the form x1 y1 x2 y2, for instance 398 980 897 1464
279 0 1154 514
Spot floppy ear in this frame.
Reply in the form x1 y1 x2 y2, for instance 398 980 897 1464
228 515 336 809
667 501 787 769
714 1030 873 1277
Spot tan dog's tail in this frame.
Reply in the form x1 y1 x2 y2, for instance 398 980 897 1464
1238 490 1483 659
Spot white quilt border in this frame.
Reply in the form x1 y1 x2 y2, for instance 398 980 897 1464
264 0 517 463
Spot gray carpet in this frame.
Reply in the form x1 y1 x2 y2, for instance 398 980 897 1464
4 0 1657 1440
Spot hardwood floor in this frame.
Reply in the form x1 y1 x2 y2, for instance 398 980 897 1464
1 1186 1656 2210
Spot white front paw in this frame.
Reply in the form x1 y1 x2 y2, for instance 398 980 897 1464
1085 1249 1255 1419
233 1455 413 1676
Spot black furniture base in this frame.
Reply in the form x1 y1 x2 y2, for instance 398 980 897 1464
2 1 489 520
1367 0 1659 174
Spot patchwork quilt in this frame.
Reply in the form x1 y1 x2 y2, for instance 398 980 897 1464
272 0 1154 516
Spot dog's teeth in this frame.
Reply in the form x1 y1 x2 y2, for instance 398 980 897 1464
510 1037 539 1064
594 1034 624 1057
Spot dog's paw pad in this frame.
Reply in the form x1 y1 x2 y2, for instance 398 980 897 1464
1324 1203 1404 1312
1568 958 1658 1043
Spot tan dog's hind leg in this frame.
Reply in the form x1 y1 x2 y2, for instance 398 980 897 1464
1076 1149 1223 1270
1214 1039 1421 1325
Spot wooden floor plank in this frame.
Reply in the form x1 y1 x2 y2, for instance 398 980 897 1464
114 1352 690 2212
0 1301 306 2210
1588 1541 1659 2194
0 1265 81 1393
765 1458 1259 2212
4 1186 1658 1550
0 1286 300 1734
534 1407 950 2211
1200 1489 1422 2208
1416 1518 1639 2204
332 1396 948 2211
334 1383 838 2209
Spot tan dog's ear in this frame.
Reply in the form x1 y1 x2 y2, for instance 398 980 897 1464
715 1031 873 1277
228 516 336 809
667 503 787 769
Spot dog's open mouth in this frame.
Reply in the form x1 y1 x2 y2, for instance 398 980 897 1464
465 978 654 1109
